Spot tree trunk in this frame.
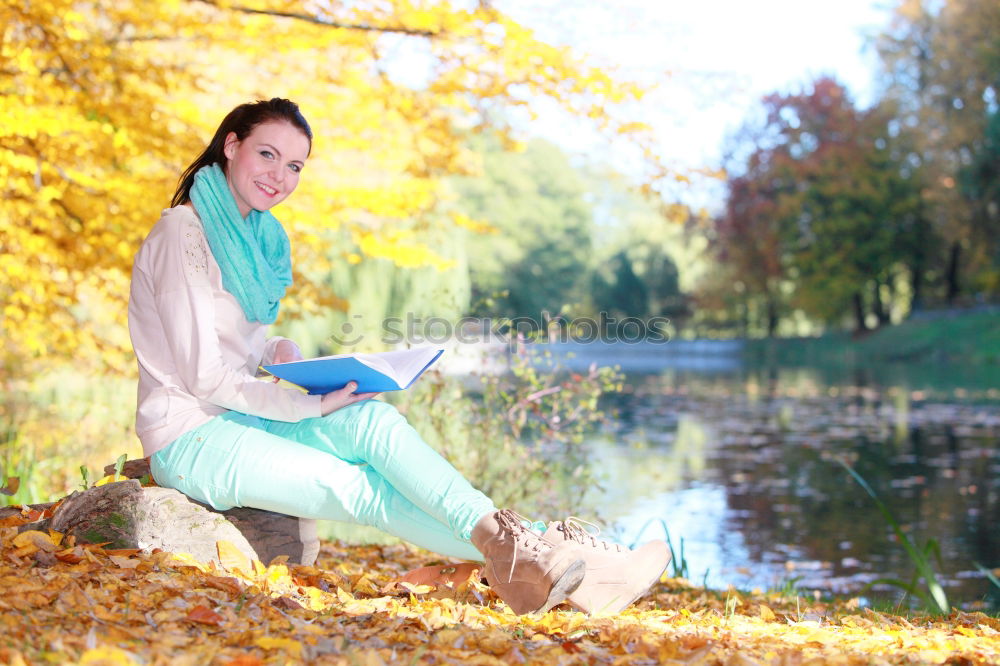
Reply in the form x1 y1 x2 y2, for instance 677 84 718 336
852 292 868 334
740 298 749 338
908 207 930 314
872 280 890 327
945 241 962 304
910 261 924 313
765 297 778 338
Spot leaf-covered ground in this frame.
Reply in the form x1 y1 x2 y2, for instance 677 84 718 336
1 519 998 665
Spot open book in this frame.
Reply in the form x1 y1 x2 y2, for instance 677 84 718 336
262 347 444 394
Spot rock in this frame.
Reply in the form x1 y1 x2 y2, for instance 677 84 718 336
8 459 323 567
219 505 319 566
50 480 259 566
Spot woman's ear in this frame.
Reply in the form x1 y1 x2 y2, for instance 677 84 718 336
223 132 239 160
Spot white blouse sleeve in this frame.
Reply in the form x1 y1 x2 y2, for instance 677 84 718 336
146 216 322 421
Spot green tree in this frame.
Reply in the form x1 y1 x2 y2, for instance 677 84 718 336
959 110 1000 292
590 250 648 320
453 138 594 321
275 225 471 354
582 173 689 328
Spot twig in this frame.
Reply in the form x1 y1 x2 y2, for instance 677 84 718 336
193 0 441 37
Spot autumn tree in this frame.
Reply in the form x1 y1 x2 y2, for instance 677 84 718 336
709 78 920 334
706 142 791 337
875 0 1000 303
0 0 667 381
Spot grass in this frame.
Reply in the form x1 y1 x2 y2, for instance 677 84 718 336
745 308 1000 367
773 575 803 600
2 366 139 506
629 517 689 580
837 460 949 615
975 562 1000 597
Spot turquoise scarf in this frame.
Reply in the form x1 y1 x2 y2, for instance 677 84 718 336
189 164 292 324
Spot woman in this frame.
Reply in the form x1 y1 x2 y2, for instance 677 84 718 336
128 98 670 615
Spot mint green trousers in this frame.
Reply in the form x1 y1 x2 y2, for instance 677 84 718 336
150 400 494 561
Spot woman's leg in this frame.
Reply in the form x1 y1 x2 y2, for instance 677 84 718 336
263 400 497 544
151 411 483 561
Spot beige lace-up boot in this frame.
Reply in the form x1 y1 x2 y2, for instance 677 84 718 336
471 509 586 615
541 517 671 614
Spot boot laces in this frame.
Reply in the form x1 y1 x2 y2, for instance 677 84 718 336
560 516 625 552
495 509 549 583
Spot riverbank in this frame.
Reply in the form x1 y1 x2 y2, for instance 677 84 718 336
744 308 1000 367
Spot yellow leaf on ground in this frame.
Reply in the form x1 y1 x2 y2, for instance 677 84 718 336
216 540 252 575
12 530 59 553
165 552 208 572
254 637 302 656
265 563 290 585
304 586 328 612
109 555 140 569
399 582 434 595
77 646 141 665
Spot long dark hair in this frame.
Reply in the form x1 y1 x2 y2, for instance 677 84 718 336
171 98 313 208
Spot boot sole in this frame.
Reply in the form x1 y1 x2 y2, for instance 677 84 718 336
534 558 586 614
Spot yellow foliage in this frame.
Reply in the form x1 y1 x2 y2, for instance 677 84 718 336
1 0 662 377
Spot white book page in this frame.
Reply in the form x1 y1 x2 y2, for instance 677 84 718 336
301 347 440 384
355 347 441 384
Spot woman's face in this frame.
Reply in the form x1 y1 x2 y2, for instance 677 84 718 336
223 120 310 218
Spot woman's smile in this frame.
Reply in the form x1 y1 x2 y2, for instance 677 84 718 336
223 120 309 217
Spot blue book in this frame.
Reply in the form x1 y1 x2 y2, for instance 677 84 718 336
262 347 444 394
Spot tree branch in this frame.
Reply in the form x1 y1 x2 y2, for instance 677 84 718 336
194 0 440 37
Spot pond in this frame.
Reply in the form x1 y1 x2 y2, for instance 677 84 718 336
549 340 1000 610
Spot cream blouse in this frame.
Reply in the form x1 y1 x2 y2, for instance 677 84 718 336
128 205 322 457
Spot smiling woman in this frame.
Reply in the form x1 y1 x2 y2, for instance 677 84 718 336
222 122 309 217
127 97 673 617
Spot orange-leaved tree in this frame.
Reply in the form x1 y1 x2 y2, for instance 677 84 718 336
1 0 668 381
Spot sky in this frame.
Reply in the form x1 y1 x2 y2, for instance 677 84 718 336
493 0 895 210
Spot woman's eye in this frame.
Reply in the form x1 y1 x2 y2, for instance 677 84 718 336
289 164 301 174
260 150 274 159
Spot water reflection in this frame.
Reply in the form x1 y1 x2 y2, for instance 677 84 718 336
582 365 1000 610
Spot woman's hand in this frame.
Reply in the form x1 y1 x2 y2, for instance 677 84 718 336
320 382 381 416
270 340 303 382
272 339 304 364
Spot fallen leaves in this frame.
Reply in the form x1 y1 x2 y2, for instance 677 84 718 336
0 477 19 496
0 515 998 665
186 604 224 626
